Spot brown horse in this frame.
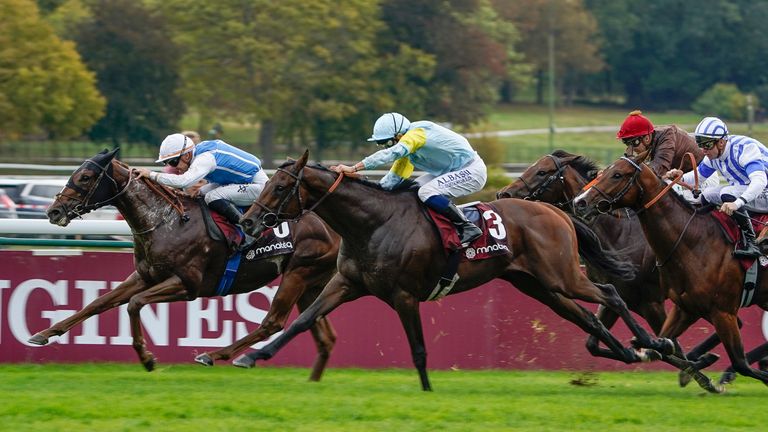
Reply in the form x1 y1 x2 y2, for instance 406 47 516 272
497 150 724 380
40 149 340 380
574 151 768 389
232 150 674 391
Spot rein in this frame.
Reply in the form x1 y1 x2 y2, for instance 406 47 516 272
257 166 345 228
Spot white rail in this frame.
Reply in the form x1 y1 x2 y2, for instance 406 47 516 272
0 219 131 235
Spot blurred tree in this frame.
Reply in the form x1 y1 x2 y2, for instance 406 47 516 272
0 0 104 140
586 0 768 109
380 0 529 126
160 0 432 165
494 0 603 105
73 0 184 148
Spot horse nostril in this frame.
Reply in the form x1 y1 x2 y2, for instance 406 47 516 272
241 218 252 228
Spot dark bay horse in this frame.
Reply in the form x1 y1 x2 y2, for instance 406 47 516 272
574 152 768 389
40 149 340 380
497 151 724 382
233 150 673 391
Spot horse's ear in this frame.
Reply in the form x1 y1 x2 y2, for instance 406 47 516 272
296 149 310 169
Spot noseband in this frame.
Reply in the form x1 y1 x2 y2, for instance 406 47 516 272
499 155 572 208
57 159 132 218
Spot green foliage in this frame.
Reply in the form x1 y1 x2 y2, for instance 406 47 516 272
692 83 756 121
73 0 184 146
470 134 505 165
0 0 105 139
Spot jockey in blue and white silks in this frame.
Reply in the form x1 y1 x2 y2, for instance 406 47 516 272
331 113 488 246
135 133 268 235
664 117 768 257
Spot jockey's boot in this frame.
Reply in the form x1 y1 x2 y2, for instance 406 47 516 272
732 209 762 258
208 199 255 251
439 202 482 246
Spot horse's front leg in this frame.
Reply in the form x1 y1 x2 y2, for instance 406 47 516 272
710 310 768 386
29 272 147 345
126 277 188 371
234 273 361 368
389 289 431 391
658 304 724 393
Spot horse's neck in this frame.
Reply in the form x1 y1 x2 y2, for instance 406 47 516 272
309 177 416 240
113 170 187 234
635 177 716 258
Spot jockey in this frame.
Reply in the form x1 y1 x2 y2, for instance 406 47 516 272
617 110 719 201
663 117 768 258
331 112 488 246
135 133 267 233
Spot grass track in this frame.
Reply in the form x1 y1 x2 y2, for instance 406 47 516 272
1 364 766 431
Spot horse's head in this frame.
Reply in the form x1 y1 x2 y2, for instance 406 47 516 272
47 148 123 226
496 151 597 210
573 150 652 222
241 150 311 237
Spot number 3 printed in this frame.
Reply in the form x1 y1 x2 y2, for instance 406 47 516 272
482 210 506 239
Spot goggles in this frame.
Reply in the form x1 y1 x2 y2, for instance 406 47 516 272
621 137 644 147
375 137 395 147
695 136 719 150
162 136 189 167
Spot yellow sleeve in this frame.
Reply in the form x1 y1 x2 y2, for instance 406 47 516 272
390 157 414 179
398 128 427 154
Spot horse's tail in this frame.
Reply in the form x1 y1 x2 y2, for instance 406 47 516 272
569 215 637 281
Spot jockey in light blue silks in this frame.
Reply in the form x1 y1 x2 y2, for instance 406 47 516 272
135 133 268 230
332 112 488 246
663 117 768 258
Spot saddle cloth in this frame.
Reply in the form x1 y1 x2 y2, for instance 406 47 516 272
427 202 510 261
209 210 295 261
711 211 768 271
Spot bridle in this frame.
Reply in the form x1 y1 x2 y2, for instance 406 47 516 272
587 157 645 215
252 164 344 228
504 154 573 208
56 158 133 218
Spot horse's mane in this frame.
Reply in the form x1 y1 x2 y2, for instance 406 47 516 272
296 161 420 193
551 150 600 180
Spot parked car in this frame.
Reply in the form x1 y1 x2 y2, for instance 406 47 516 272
0 178 120 220
0 189 18 219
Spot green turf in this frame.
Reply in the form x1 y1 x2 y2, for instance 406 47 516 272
0 364 765 431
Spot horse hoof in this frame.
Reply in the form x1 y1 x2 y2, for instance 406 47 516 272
143 356 156 372
28 333 49 346
678 370 692 388
232 355 255 369
194 353 214 367
719 371 737 386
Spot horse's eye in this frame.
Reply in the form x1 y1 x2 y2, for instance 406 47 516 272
537 170 546 176
81 175 90 182
612 172 622 179
275 185 285 192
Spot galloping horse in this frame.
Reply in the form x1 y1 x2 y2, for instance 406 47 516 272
40 149 341 380
497 151 723 379
574 151 768 389
233 150 673 391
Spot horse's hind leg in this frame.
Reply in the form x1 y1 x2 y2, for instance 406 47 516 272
591 282 674 355
28 272 147 345
585 306 621 359
307 316 337 382
720 341 768 385
510 275 641 363
126 278 187 371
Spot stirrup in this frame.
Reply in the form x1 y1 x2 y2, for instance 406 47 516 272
459 225 482 246
734 244 762 258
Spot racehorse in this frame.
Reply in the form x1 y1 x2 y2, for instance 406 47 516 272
40 149 341 380
496 150 725 382
573 150 768 389
232 150 674 391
